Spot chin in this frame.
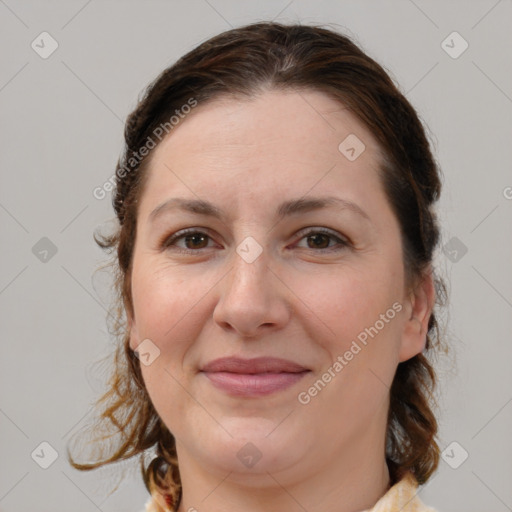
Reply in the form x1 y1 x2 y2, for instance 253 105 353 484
193 420 306 477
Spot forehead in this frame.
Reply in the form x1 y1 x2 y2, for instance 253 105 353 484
138 89 387 220
151 88 381 161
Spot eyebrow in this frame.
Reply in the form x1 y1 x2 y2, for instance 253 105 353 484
148 195 371 224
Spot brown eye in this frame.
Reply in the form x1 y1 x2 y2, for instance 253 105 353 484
161 229 215 253
181 233 209 250
306 233 331 249
295 228 348 252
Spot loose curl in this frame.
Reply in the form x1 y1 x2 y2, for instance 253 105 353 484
68 21 449 509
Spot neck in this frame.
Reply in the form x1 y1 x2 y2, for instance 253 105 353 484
175 432 391 512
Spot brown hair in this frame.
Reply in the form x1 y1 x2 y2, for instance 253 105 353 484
68 21 448 508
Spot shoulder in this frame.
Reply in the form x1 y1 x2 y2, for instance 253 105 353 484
141 496 169 512
366 472 439 512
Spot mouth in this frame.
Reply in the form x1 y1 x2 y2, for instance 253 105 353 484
199 357 310 397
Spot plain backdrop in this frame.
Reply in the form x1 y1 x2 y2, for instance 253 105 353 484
1 1 511 511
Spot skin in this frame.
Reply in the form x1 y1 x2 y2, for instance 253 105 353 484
128 89 435 512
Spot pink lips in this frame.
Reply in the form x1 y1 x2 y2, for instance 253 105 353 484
200 357 310 397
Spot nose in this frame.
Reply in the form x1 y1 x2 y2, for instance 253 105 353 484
212 244 291 338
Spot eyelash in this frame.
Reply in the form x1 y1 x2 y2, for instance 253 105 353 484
160 227 350 254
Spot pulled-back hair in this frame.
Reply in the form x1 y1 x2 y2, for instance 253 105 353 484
68 21 448 508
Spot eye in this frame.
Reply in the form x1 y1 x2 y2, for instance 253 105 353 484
160 228 216 253
160 227 350 254
294 228 349 252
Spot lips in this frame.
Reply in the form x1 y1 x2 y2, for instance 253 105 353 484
200 357 310 396
200 356 308 374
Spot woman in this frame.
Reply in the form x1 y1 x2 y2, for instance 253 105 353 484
69 21 447 512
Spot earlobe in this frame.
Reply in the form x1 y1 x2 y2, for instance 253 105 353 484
398 269 435 363
128 314 139 352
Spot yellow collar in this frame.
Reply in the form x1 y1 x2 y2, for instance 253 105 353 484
362 472 438 512
144 472 438 512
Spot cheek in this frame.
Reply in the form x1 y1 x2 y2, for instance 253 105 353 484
292 260 403 348
132 259 191 329
130 261 216 361
298 270 403 412
131 264 210 424
294 258 404 404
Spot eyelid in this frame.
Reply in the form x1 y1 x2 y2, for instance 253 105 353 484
294 226 348 243
292 226 350 251
159 227 217 250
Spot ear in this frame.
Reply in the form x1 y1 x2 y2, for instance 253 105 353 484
128 312 140 352
398 267 435 363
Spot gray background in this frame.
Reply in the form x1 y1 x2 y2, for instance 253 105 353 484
1 1 511 511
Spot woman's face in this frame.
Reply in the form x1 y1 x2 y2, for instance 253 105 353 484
129 89 432 486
